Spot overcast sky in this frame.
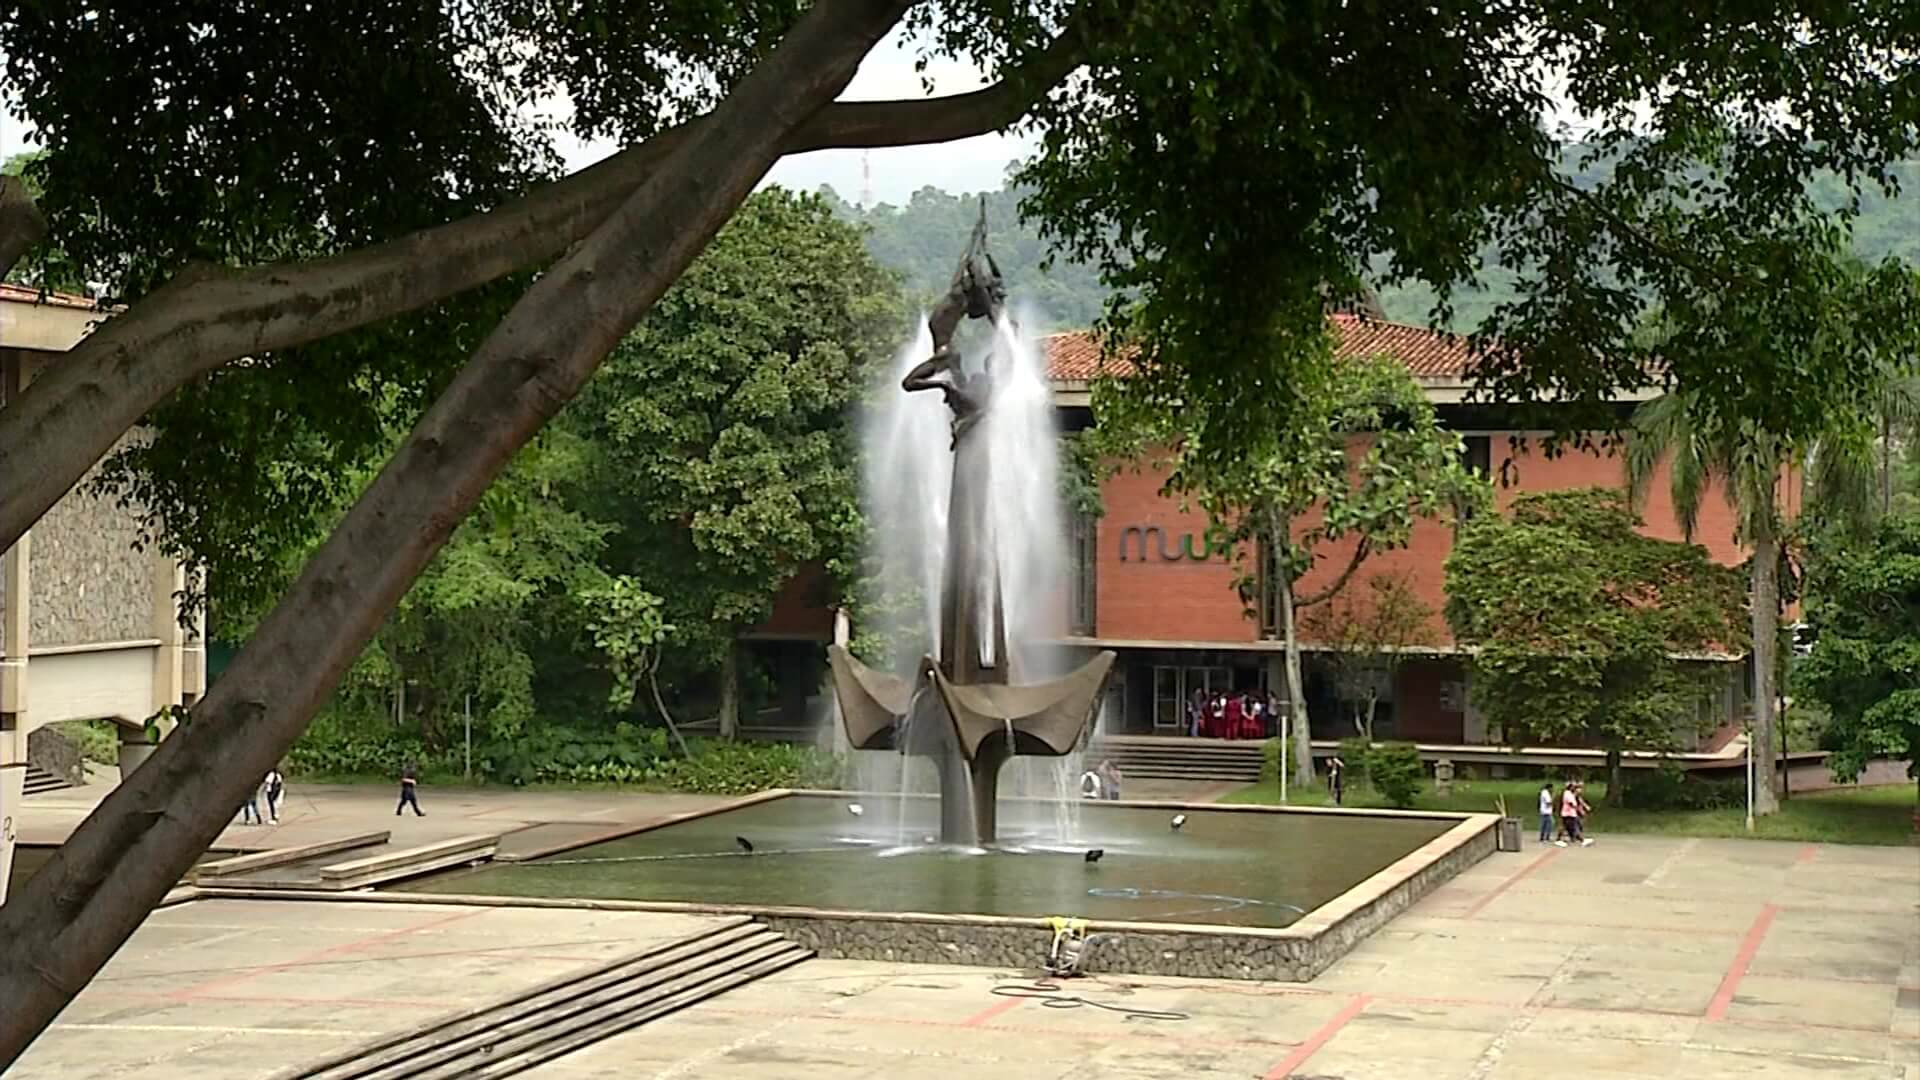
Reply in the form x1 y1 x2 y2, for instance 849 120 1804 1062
2 27 1034 207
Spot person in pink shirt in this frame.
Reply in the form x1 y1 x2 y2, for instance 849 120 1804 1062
1557 782 1592 846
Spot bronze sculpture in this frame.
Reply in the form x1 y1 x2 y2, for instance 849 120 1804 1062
827 205 1116 845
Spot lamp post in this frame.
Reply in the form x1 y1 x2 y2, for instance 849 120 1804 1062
1744 717 1754 833
1280 708 1289 805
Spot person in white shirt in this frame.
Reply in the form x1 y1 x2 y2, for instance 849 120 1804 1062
1538 782 1554 843
1078 769 1103 800
263 768 286 825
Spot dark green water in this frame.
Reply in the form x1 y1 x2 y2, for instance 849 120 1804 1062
397 796 1452 928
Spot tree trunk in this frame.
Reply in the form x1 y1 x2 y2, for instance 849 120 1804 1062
1267 508 1316 789
0 26 1089 557
719 640 740 741
0 1 907 1062
1751 527 1782 816
1605 746 1623 808
644 662 694 761
1363 690 1378 744
0 177 47 281
1280 575 1315 788
1882 408 1894 515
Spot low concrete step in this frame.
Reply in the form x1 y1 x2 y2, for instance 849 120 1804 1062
23 765 70 795
281 918 811 1080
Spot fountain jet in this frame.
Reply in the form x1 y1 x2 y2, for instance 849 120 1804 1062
828 207 1115 845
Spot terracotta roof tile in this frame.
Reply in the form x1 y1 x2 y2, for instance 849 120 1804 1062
1044 313 1478 383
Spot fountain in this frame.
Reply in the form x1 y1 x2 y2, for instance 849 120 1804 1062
826 209 1115 846
385 216 1499 984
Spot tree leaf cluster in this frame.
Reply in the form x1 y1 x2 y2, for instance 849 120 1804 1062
1793 512 1920 785
1444 488 1749 755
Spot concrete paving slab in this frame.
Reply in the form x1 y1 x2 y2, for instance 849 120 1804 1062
9 809 1918 1080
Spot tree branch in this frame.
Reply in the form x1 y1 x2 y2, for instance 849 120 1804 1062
1296 536 1373 608
0 0 911 1060
0 176 48 282
0 20 1089 553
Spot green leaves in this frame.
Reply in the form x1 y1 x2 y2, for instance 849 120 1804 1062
1098 345 1487 614
1445 489 1748 751
570 189 904 666
1793 512 1920 783
581 576 675 712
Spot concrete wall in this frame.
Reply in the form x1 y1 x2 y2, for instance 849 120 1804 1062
763 812 1497 981
27 434 151 648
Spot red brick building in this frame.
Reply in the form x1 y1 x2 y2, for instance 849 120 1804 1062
748 313 1768 747
1043 314 1770 746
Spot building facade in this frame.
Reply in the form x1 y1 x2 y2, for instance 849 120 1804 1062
1043 313 1768 747
1 284 206 902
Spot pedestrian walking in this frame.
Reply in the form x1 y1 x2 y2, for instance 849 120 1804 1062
1557 782 1582 847
263 767 285 825
396 762 425 817
1328 756 1346 806
1537 781 1554 842
1099 759 1123 801
1573 781 1594 846
238 778 262 826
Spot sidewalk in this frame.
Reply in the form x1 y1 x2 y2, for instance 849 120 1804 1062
17 777 739 853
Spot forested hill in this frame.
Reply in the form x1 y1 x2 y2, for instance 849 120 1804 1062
819 157 1920 333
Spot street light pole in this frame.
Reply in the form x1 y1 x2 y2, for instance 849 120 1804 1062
1744 718 1754 833
1280 709 1289 805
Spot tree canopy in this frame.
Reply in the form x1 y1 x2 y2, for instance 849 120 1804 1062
4 0 1920 1060
571 187 904 665
1793 512 1920 790
1097 346 1486 783
1445 488 1749 795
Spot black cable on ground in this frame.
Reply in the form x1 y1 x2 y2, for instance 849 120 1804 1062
988 981 1190 1021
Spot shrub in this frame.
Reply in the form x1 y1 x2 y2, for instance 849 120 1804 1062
1620 762 1743 811
656 740 845 795
1337 736 1373 785
1258 737 1293 786
52 719 122 765
1366 742 1424 808
288 716 455 779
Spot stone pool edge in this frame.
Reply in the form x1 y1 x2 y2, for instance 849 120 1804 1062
194 798 1498 982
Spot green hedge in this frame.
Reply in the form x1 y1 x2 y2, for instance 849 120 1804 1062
1620 763 1745 811
287 718 844 795
1366 742 1424 808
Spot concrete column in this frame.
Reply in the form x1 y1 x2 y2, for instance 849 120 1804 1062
1461 668 1488 744
149 554 186 714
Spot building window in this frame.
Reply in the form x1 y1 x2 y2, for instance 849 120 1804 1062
1457 435 1492 521
1069 512 1097 636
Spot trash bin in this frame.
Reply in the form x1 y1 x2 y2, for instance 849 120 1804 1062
1497 817 1523 852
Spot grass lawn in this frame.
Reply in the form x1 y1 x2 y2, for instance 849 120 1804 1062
1219 776 1919 846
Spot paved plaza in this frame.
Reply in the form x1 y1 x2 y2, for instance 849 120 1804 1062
8 827 1916 1079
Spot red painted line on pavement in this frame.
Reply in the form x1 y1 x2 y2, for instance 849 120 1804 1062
1263 994 1369 1079
961 995 1027 1027
170 906 491 1000
1461 848 1561 919
1706 903 1779 1021
1795 844 1818 863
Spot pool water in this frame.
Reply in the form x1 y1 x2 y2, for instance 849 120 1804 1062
397 796 1452 929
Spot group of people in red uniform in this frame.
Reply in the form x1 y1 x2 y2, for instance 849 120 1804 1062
1186 689 1277 740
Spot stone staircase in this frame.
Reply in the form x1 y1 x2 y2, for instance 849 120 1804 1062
1088 735 1265 784
23 764 72 795
277 918 811 1080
